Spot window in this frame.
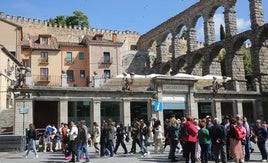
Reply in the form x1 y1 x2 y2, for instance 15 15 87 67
23 59 29 67
66 52 73 63
104 70 110 78
80 70 85 78
40 52 48 63
79 53 84 60
103 52 110 63
41 52 48 58
40 68 48 80
42 38 48 44
67 70 74 82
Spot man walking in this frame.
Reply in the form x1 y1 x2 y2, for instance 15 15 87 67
76 120 90 162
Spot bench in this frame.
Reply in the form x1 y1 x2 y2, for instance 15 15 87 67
0 135 26 152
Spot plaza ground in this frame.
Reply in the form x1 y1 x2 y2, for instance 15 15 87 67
0 141 267 163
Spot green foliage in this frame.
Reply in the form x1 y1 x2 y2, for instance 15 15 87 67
47 10 90 28
180 29 187 39
198 56 205 66
220 24 225 40
241 46 252 79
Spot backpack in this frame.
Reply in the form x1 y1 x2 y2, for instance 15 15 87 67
179 124 189 139
78 126 87 142
234 125 245 140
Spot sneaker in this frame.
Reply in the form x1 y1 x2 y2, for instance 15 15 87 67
141 155 145 158
262 159 267 162
35 155 39 158
25 155 28 159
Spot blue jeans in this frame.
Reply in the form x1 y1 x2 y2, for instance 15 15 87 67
25 138 38 156
107 140 114 157
76 141 90 162
200 143 209 163
140 139 148 155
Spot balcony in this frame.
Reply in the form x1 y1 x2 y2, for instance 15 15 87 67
64 58 74 65
100 57 113 64
32 75 61 86
39 57 49 64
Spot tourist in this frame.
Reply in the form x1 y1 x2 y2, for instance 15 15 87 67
168 117 180 162
129 120 141 154
76 120 90 162
154 119 164 153
100 122 108 157
228 118 244 163
139 119 150 157
210 118 227 163
252 119 268 162
183 116 198 163
106 119 115 157
68 120 78 162
25 123 38 158
92 122 100 153
198 119 211 163
114 122 128 154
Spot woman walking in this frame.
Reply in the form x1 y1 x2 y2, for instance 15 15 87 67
92 122 101 153
25 123 38 158
154 119 164 153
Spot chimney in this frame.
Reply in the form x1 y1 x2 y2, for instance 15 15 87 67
112 33 117 43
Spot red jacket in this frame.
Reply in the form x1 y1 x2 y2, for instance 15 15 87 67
183 121 198 142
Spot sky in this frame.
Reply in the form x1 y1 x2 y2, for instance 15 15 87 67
0 0 267 41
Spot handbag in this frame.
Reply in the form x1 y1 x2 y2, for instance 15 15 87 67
250 135 257 144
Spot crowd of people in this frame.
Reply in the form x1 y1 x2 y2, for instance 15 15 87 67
162 114 268 163
24 115 268 163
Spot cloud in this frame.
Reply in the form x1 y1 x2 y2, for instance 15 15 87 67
196 14 251 42
236 18 251 31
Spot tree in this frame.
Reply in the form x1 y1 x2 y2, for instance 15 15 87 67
241 46 252 81
66 10 89 28
47 10 90 28
180 29 187 39
220 24 225 40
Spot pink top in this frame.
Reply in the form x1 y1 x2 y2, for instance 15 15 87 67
184 121 198 142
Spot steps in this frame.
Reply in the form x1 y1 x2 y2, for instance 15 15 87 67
0 108 14 134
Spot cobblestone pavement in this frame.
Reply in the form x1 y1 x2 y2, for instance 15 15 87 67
0 142 267 163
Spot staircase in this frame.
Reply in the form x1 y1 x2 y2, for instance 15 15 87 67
0 108 14 135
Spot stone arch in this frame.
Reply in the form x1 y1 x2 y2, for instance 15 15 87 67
186 15 205 52
173 25 188 58
188 52 204 76
253 26 268 92
172 56 187 74
203 44 225 76
210 5 225 42
233 38 252 52
191 14 205 44
147 39 157 54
